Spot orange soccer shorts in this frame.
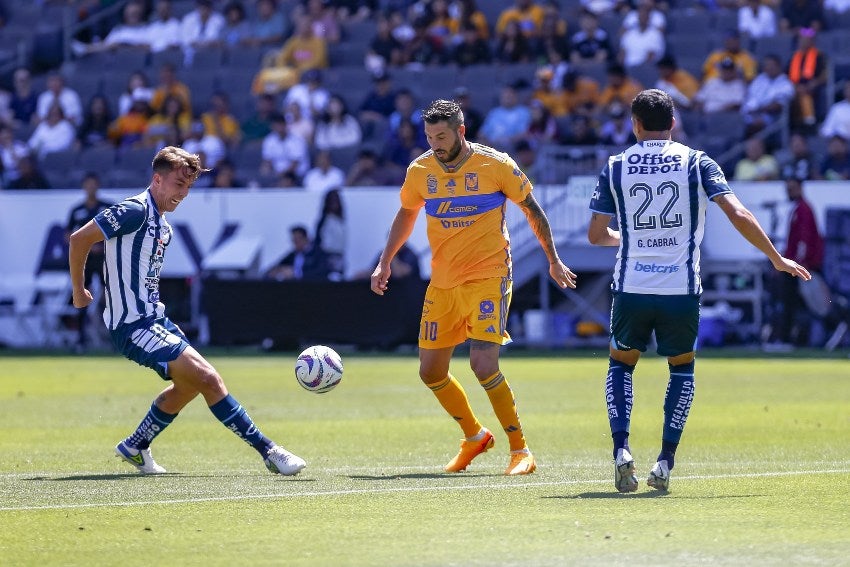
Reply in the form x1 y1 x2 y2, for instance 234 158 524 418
418 277 512 349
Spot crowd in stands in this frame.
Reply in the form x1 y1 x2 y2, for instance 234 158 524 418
0 0 848 190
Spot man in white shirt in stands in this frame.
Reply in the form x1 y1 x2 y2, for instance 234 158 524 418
302 150 345 193
820 81 850 141
35 72 82 127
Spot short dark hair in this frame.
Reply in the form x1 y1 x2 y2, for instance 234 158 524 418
631 89 674 132
290 225 308 238
422 99 464 129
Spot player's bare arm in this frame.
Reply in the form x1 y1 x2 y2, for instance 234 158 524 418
371 207 419 295
714 193 811 280
587 212 621 247
68 219 106 308
517 193 577 289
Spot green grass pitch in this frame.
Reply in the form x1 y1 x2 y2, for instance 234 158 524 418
1 353 848 566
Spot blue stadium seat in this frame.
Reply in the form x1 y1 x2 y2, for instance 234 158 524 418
753 34 795 64
77 145 117 172
150 48 185 70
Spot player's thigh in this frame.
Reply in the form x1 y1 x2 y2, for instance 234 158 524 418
610 292 655 353
464 277 512 346
110 315 190 380
418 284 466 349
654 295 700 357
167 345 226 396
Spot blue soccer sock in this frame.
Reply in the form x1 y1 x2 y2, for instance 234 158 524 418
209 394 274 456
606 357 635 459
661 360 696 469
125 403 177 450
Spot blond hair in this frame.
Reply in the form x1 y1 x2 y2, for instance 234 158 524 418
151 146 209 182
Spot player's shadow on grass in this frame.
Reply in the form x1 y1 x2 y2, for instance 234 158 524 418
544 491 670 499
26 473 183 481
349 472 500 481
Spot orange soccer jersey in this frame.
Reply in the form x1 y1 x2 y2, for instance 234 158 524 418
400 143 532 289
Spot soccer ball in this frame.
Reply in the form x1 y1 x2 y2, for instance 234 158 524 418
295 345 343 393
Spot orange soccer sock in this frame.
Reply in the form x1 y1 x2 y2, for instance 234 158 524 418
480 371 527 452
428 374 482 438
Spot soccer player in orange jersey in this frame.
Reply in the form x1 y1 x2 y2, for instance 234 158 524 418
371 99 577 475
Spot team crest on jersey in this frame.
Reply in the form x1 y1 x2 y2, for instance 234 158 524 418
427 174 438 194
465 173 478 192
478 300 495 320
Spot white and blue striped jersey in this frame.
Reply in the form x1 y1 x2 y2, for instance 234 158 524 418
93 189 172 329
589 140 733 295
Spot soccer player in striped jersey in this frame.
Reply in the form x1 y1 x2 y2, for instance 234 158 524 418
69 146 305 476
371 99 577 475
588 89 810 492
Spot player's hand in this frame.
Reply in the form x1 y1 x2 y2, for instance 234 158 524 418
370 264 391 296
774 256 811 281
72 288 94 308
550 261 577 289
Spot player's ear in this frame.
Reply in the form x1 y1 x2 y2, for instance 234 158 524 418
458 123 466 138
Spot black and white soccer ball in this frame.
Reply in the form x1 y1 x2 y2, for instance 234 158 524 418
295 345 343 393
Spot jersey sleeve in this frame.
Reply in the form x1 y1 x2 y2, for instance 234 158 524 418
589 162 616 215
93 198 146 240
500 154 532 204
698 153 733 199
399 167 425 210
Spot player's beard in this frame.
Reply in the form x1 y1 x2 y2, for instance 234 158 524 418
434 133 463 164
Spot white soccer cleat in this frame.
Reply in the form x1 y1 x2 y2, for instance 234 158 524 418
647 459 671 491
264 445 306 476
115 441 166 474
614 448 639 493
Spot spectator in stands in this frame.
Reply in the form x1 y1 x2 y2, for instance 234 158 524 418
451 22 493 66
358 72 397 133
314 94 363 150
694 57 747 113
65 172 111 352
655 55 699 109
108 91 152 147
266 225 327 281
526 99 559 148
244 0 288 47
36 72 83 127
580 0 619 16
388 89 423 138
118 71 153 116
146 0 182 53
28 103 77 160
219 1 252 47
819 135 850 180
201 92 242 149
151 63 193 117
618 2 665 68
513 138 548 184
400 15 447 67
303 149 345 193
780 133 817 181
702 31 758 83
211 158 244 188
181 0 226 50
301 0 341 44
560 70 602 118
352 242 421 281
453 87 483 141
367 14 404 72
384 119 425 168
78 94 114 149
742 54 795 137
283 68 330 122
496 0 545 40
733 137 780 181
478 85 532 151
253 15 328 94
276 170 299 187
77 0 149 54
820 81 850 141
425 0 454 50
8 67 38 127
494 19 534 63
183 120 226 170
314 188 347 280
450 0 490 44
0 124 28 186
388 8 415 46
569 11 612 64
534 4 570 61
599 102 636 146
7 155 50 189
560 114 601 145
766 176 824 348
787 27 828 131
599 63 643 108
145 94 190 148
621 0 666 33
284 100 314 143
738 0 778 40
779 0 825 34
261 112 311 180
346 147 402 186
533 67 569 117
242 93 276 142
825 0 850 13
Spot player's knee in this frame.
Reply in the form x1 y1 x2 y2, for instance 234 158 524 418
418 368 444 385
469 361 499 381
195 367 225 395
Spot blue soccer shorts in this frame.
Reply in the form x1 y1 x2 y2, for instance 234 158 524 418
110 315 190 380
610 292 700 356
